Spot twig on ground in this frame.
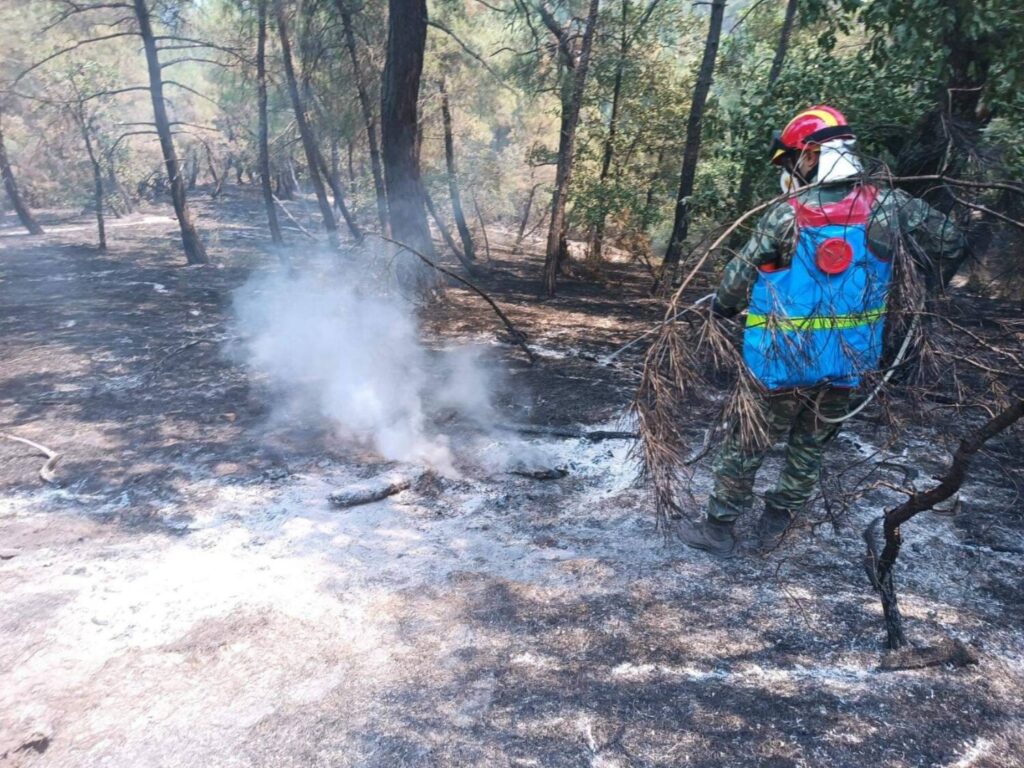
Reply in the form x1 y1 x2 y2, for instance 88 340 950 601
1 432 62 485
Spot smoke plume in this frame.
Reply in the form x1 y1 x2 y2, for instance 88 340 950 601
231 260 503 475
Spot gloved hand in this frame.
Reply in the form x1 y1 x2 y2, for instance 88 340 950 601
711 298 740 320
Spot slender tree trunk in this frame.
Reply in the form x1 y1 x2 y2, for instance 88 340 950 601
76 111 106 250
424 187 474 272
472 193 491 261
346 138 357 197
513 182 540 255
313 145 364 242
767 0 797 86
187 149 199 190
133 0 207 263
642 147 665 223
542 0 601 297
588 0 629 268
274 0 337 241
0 107 44 235
658 0 726 281
336 0 389 233
735 0 797 212
257 0 283 245
438 76 475 261
381 0 435 278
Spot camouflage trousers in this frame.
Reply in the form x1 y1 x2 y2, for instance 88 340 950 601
707 387 852 523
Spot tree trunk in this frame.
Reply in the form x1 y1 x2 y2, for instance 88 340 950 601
0 107 44 235
424 187 474 272
735 0 797 213
588 0 629 268
472 193 491 261
381 0 435 278
894 14 992 283
274 0 338 241
187 149 199 190
542 0 601 297
513 182 540 254
346 138 357 198
133 0 207 264
76 111 107 250
257 0 283 245
336 0 389 234
438 76 475 261
658 0 726 280
313 144 364 242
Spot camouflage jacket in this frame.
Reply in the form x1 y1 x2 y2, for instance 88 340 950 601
716 183 966 311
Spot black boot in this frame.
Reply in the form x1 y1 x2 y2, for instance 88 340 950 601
677 517 736 557
755 504 794 552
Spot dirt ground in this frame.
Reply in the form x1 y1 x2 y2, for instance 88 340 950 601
2 188 1023 767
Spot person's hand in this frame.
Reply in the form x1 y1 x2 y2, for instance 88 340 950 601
711 298 740 320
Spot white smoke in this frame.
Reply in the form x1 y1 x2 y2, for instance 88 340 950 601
231 261 503 476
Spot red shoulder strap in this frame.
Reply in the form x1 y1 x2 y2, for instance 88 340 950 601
789 185 878 227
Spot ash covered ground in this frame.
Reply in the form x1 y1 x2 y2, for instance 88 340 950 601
1 189 1023 767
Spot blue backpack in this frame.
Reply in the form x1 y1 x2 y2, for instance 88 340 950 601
743 185 891 390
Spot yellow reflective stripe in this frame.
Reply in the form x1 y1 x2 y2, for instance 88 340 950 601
746 307 886 331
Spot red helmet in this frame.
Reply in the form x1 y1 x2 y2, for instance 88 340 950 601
770 105 854 165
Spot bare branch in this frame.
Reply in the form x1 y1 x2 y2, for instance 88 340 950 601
13 32 138 86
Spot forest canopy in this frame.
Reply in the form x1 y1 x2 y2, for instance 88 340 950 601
2 0 1021 293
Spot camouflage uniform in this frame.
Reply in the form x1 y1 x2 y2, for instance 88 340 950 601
708 182 965 524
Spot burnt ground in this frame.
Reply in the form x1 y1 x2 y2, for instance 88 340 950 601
1 187 1023 767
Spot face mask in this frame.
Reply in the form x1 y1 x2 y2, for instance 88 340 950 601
779 169 799 194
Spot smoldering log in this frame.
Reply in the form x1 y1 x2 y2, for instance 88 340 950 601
327 470 423 509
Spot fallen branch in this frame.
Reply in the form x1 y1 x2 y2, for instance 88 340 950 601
1 432 62 485
372 234 536 364
865 395 1024 648
496 423 636 441
328 470 422 509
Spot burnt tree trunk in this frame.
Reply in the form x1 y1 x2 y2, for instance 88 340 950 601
133 0 207 264
734 0 797 213
542 0 601 297
587 0 629 267
257 0 283 245
866 396 1024 649
336 0 389 233
275 0 338 241
438 76 475 262
0 106 44 235
75 110 107 250
658 0 726 281
381 0 436 277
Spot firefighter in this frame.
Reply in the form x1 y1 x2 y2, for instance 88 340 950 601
679 105 965 557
